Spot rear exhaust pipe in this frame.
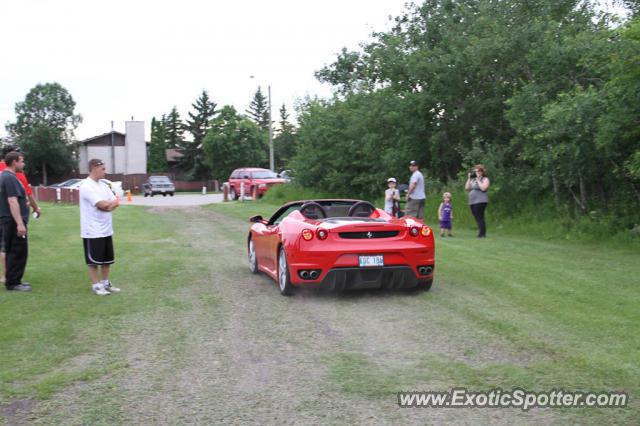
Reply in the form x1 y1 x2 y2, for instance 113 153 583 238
418 266 433 276
300 270 310 279
309 270 319 279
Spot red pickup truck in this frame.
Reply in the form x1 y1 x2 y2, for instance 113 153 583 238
227 168 287 200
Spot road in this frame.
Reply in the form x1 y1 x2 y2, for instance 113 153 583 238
123 193 224 206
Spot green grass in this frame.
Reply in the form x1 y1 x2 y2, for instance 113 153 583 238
210 196 640 423
1 197 638 423
0 203 202 402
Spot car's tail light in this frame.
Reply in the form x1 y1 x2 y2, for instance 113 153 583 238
317 229 328 240
302 229 314 241
421 226 432 237
410 226 420 237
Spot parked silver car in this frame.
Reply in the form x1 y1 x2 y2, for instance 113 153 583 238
143 176 175 197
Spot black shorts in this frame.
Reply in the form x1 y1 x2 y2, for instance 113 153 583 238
83 236 115 266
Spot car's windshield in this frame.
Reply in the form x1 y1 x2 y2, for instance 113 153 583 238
149 176 171 182
252 171 278 179
269 205 301 225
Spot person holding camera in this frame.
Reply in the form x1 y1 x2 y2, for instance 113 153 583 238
465 164 490 238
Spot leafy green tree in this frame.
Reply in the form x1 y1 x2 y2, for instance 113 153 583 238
273 104 298 171
6 82 81 184
182 90 217 179
202 105 267 181
245 87 270 130
595 18 640 201
290 0 640 230
165 106 184 149
148 117 168 172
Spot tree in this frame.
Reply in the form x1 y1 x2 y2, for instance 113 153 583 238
245 87 270 130
202 105 267 181
273 104 298 171
165 106 184 149
148 116 168 172
6 82 81 184
182 90 217 179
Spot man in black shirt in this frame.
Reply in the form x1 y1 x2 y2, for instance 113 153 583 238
0 152 31 291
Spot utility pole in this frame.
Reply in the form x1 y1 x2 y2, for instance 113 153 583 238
110 121 115 174
268 85 274 171
250 76 275 171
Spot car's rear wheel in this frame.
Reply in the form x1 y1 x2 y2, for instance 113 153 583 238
248 238 258 274
278 247 293 296
417 279 433 291
170 192 174 196
229 187 237 200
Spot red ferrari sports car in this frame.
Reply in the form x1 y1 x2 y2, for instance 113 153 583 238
247 199 435 295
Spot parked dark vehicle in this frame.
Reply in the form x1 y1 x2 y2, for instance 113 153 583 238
227 168 287 200
143 176 175 197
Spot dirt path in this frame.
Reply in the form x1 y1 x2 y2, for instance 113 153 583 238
8 206 562 425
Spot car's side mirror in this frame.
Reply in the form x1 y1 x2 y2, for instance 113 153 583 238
249 215 264 223
243 175 250 179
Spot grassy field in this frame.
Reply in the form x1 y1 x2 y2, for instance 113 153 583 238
207 199 640 423
0 199 638 423
0 203 198 401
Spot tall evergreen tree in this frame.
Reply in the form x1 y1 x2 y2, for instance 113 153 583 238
165 106 184 149
245 87 270 130
181 90 217 179
274 104 297 171
148 116 168 172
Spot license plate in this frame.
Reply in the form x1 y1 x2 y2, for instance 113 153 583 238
359 255 384 267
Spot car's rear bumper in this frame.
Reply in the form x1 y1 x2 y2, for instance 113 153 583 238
287 243 434 287
314 266 432 290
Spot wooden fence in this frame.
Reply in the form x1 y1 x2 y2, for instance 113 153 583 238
32 179 220 204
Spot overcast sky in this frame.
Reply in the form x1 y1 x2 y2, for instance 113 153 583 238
0 0 413 140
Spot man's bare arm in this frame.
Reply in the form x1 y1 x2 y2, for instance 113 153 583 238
8 197 26 236
95 199 119 212
28 194 40 214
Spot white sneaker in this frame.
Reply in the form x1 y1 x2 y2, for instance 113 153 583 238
92 284 110 296
103 281 121 293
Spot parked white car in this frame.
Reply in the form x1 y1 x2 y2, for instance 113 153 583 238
101 179 125 198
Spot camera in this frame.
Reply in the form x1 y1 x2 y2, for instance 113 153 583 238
469 169 477 178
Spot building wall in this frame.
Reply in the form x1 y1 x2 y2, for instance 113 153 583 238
125 121 146 174
79 146 89 174
78 146 126 174
78 125 146 175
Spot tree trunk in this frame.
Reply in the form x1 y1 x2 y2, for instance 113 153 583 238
551 172 560 207
578 171 587 211
42 163 48 186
